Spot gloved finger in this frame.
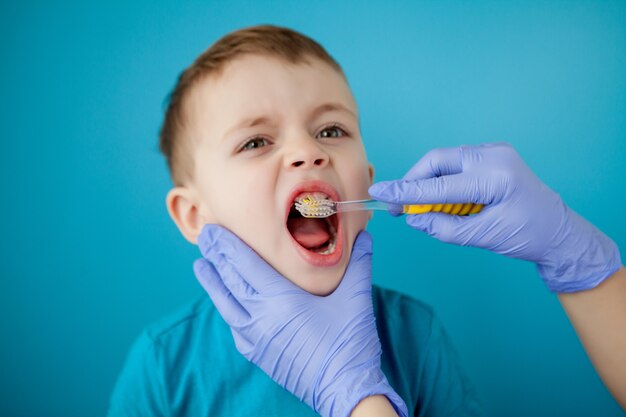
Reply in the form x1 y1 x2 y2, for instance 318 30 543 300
401 146 463 181
210 253 259 300
198 224 298 296
193 258 251 327
368 174 499 205
369 146 464 202
231 329 255 358
405 212 472 245
333 230 373 296
197 224 241 260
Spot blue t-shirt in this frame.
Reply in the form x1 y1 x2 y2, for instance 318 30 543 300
107 285 483 416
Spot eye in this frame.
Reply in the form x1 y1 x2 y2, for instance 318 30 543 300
239 137 270 152
317 124 348 139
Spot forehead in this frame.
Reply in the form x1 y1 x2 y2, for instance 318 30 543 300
185 55 357 139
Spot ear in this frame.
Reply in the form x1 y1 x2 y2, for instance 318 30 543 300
165 187 214 244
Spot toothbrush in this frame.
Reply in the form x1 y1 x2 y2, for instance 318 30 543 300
294 195 483 218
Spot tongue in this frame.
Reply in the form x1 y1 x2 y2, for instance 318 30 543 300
287 217 330 249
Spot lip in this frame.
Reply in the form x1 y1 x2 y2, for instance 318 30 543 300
284 180 344 267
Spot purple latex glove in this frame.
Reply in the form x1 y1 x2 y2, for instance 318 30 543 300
193 225 408 417
369 142 621 293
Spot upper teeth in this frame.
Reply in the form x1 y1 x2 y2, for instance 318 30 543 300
294 191 330 203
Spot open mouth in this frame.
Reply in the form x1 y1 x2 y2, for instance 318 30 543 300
284 181 344 267
287 192 338 255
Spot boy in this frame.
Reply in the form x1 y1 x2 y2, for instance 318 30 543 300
107 25 483 416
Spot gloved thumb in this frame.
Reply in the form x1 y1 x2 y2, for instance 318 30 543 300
334 230 373 296
350 230 373 262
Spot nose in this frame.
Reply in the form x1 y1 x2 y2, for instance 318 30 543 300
284 136 329 170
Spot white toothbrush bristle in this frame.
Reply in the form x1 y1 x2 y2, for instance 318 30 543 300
294 195 335 218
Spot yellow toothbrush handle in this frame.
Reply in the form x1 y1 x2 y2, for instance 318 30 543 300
402 203 484 216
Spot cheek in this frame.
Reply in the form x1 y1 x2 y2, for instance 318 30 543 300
341 161 373 201
335 145 371 195
339 161 373 242
209 168 278 246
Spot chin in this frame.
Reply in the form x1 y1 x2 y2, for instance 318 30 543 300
301 279 342 297
296 258 348 296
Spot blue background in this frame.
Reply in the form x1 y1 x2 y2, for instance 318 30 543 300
2 1 625 416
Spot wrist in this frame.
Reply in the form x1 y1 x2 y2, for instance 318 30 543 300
350 395 399 417
316 366 408 417
538 208 622 293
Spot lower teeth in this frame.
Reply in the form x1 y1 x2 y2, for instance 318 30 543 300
315 218 337 255
315 239 336 255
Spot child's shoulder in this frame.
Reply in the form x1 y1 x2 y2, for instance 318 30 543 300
141 294 223 345
137 286 438 350
372 284 435 321
371 284 439 348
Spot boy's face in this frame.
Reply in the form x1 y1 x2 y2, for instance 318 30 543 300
177 55 373 296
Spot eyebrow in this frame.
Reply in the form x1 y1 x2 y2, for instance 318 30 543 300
223 102 357 141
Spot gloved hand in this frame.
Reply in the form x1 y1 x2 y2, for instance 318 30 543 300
368 142 621 293
194 225 408 417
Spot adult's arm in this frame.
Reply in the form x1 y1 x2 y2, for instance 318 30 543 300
558 266 626 409
351 395 399 417
369 142 623 410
